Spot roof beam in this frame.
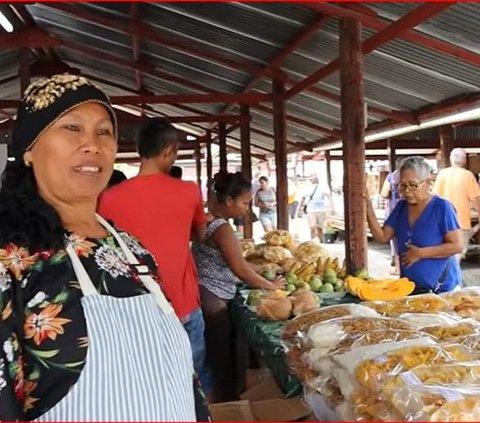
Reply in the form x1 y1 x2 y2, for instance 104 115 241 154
250 126 313 152
218 15 330 118
115 111 250 124
43 3 274 78
255 104 341 138
0 27 59 48
304 3 480 68
130 2 143 92
288 3 452 99
110 93 271 105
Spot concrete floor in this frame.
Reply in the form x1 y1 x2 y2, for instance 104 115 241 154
250 215 480 286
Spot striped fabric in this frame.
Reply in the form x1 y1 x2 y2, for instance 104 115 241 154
35 217 196 422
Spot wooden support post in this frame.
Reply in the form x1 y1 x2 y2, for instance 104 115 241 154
439 126 453 170
273 78 289 230
340 17 367 274
19 48 30 94
387 138 397 172
206 130 213 205
240 104 253 239
325 151 332 191
219 122 227 172
195 138 202 196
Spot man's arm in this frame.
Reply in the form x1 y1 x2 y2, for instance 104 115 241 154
190 186 208 242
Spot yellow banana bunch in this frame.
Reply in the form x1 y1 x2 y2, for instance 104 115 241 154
297 263 317 281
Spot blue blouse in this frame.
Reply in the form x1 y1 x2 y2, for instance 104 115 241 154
385 196 462 292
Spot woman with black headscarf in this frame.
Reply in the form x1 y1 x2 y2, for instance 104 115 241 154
0 74 206 421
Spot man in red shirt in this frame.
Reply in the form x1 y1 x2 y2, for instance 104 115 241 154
98 118 209 390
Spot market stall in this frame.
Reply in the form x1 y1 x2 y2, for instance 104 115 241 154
235 231 480 421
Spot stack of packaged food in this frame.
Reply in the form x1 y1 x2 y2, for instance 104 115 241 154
283 287 480 421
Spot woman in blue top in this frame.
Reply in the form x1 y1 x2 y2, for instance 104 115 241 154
366 156 463 293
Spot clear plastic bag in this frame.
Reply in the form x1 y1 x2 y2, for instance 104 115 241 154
354 343 474 392
364 293 450 317
282 303 380 342
440 287 480 320
263 230 294 247
422 319 480 341
398 312 461 328
383 383 480 421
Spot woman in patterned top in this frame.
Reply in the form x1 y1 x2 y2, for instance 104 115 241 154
0 74 207 421
192 171 283 403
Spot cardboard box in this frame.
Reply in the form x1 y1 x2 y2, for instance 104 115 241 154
209 398 312 422
209 369 313 421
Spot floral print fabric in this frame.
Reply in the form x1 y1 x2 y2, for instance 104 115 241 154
0 230 207 421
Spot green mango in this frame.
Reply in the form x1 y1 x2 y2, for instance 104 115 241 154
286 283 296 293
309 276 323 292
320 283 335 293
247 290 263 305
285 272 298 285
355 269 369 280
323 268 337 285
262 270 277 282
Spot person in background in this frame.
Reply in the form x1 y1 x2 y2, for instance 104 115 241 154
107 168 127 188
433 147 480 262
0 74 202 421
170 165 183 179
298 175 333 242
98 118 211 394
366 156 463 294
192 172 284 403
254 176 277 232
288 177 299 220
380 163 401 275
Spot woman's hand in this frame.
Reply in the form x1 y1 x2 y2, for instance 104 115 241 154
401 244 423 267
264 276 285 290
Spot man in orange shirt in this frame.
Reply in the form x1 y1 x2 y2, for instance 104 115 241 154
433 147 480 261
98 118 209 389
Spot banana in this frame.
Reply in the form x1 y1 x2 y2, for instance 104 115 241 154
289 261 303 274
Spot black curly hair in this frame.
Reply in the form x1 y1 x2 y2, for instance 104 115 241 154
212 171 251 204
0 158 65 252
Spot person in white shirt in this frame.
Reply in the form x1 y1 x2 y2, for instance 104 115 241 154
298 175 333 241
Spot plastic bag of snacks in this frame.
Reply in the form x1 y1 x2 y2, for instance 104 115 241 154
353 342 474 392
282 304 380 341
364 293 450 317
263 246 293 263
383 383 480 421
263 230 294 248
440 287 480 320
398 312 461 328
293 241 328 261
421 319 480 341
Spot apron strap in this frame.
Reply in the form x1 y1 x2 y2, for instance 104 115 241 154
66 243 99 296
95 214 174 314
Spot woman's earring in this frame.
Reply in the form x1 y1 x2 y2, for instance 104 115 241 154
24 160 31 167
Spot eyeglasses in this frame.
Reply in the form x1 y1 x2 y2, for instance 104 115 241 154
396 179 428 192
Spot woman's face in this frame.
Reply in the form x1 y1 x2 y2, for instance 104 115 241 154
399 168 431 205
259 179 268 190
226 191 252 218
24 102 117 205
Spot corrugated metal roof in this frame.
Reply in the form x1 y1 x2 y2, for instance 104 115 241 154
0 2 478 155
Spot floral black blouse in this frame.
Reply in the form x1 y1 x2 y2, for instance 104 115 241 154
0 231 209 421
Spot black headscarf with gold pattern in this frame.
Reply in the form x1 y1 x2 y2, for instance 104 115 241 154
12 73 117 159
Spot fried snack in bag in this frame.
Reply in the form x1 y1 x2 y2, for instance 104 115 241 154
354 343 474 392
440 287 480 319
383 383 480 422
398 312 460 328
350 389 404 422
364 293 450 317
263 230 294 247
283 304 380 341
293 241 328 261
263 246 293 263
422 320 480 341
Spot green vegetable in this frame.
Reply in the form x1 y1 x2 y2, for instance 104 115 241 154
285 272 298 285
262 270 276 282
309 276 323 292
286 283 296 293
247 290 263 306
323 268 337 284
320 283 334 293
355 269 369 280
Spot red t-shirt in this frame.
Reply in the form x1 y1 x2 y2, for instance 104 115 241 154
98 173 206 318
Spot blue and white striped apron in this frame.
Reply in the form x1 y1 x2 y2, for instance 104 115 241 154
35 215 196 422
